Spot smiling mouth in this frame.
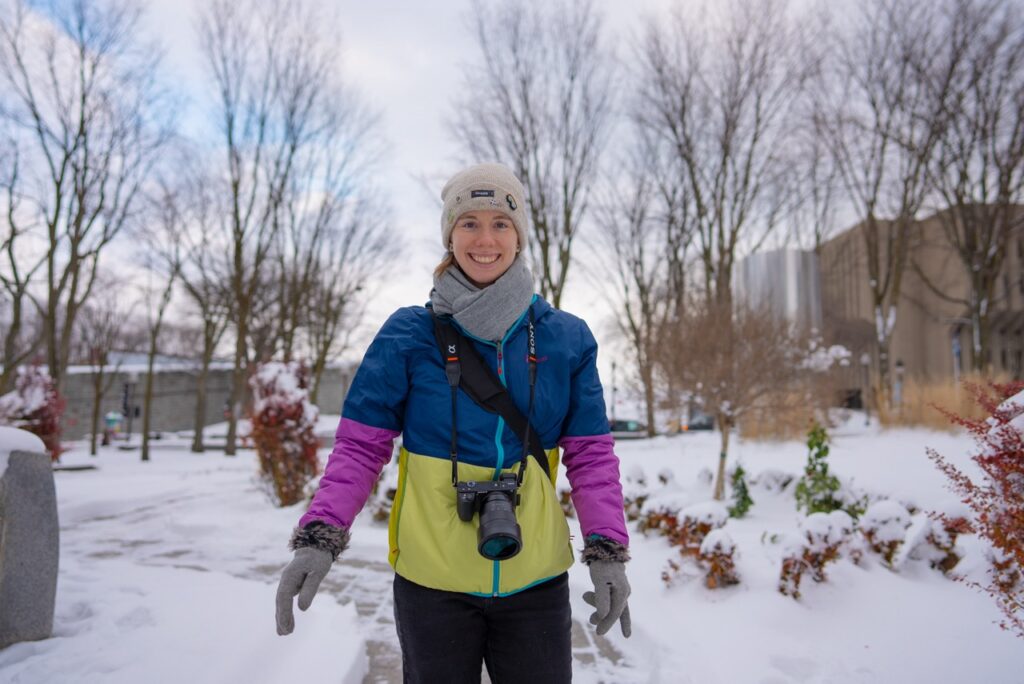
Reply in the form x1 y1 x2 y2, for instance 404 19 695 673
469 254 500 264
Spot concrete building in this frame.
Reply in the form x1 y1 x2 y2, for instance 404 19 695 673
733 248 823 332
60 359 354 442
818 208 1024 399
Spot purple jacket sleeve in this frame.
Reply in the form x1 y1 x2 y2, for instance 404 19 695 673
298 417 399 529
559 433 629 546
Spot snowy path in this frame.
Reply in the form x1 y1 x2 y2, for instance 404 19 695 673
1 439 640 683
4 415 1018 683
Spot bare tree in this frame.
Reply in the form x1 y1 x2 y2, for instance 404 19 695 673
137 182 182 462
916 0 1024 372
0 140 43 391
0 0 171 394
655 297 805 500
198 0 385 454
449 0 614 307
304 195 392 404
634 0 807 311
75 278 138 455
270 107 390 374
590 137 693 436
815 0 962 407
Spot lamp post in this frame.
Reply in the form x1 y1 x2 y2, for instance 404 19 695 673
123 371 139 442
860 353 871 426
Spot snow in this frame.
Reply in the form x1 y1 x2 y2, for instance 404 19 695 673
680 500 730 527
860 500 912 543
0 426 47 479
0 430 367 684
700 528 736 555
0 413 1020 683
0 425 46 455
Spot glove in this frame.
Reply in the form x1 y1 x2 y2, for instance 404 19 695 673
583 560 632 637
276 522 349 636
276 547 333 635
580 535 632 638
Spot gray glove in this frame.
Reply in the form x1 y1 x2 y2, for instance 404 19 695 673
583 560 632 637
276 522 349 636
276 547 332 635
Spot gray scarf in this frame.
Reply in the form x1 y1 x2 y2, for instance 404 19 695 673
430 256 535 342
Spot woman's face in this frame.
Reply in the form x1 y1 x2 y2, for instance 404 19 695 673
450 210 519 286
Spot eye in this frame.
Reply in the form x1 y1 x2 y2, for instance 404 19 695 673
459 219 477 230
494 220 510 230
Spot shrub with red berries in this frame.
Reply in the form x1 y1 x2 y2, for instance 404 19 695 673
929 381 1024 638
0 364 66 461
248 361 320 507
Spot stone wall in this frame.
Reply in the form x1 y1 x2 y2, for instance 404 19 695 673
60 364 353 441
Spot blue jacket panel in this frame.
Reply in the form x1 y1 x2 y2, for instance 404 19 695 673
341 297 611 471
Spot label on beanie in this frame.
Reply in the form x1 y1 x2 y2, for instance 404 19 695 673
470 189 495 198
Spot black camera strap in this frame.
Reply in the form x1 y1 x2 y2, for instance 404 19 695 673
431 310 550 485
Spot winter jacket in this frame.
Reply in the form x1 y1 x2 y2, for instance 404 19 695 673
298 295 628 596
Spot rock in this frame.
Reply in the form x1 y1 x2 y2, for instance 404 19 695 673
0 438 59 650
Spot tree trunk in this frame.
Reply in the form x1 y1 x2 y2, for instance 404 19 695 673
141 337 158 462
89 366 104 456
713 416 731 501
225 315 247 456
642 361 656 438
192 359 211 453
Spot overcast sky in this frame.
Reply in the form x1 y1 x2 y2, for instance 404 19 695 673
137 0 677 403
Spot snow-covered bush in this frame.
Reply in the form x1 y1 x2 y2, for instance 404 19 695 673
368 460 400 523
248 361 320 507
751 468 793 493
929 381 1024 637
696 467 714 487
699 529 740 589
861 500 912 567
643 500 728 563
903 508 972 574
558 488 575 518
622 465 648 521
0 365 65 461
638 507 682 542
675 501 729 557
778 511 852 600
728 464 754 518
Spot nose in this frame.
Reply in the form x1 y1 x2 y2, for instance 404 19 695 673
473 225 498 246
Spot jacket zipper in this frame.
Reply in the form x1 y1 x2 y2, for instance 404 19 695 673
452 301 536 597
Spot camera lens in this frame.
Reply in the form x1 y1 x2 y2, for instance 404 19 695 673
477 490 522 560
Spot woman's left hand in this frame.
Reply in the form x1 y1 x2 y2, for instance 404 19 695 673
582 560 632 638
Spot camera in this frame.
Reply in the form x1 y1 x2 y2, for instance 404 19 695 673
455 472 523 560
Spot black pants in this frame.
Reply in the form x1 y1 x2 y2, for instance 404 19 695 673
392 572 572 684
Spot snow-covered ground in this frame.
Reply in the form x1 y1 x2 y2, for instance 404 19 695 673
0 413 1020 683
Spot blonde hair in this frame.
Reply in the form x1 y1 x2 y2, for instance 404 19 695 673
433 252 455 278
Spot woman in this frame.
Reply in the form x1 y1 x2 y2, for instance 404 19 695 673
276 163 631 683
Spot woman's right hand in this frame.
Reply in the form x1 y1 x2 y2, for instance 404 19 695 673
275 547 333 635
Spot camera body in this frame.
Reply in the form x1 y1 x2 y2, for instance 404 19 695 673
455 472 523 560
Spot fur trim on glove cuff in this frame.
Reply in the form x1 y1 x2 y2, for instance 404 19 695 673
289 522 350 561
580 535 631 565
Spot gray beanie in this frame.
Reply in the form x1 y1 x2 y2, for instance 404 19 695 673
440 163 528 250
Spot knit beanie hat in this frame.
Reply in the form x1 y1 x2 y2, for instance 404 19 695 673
440 163 528 250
